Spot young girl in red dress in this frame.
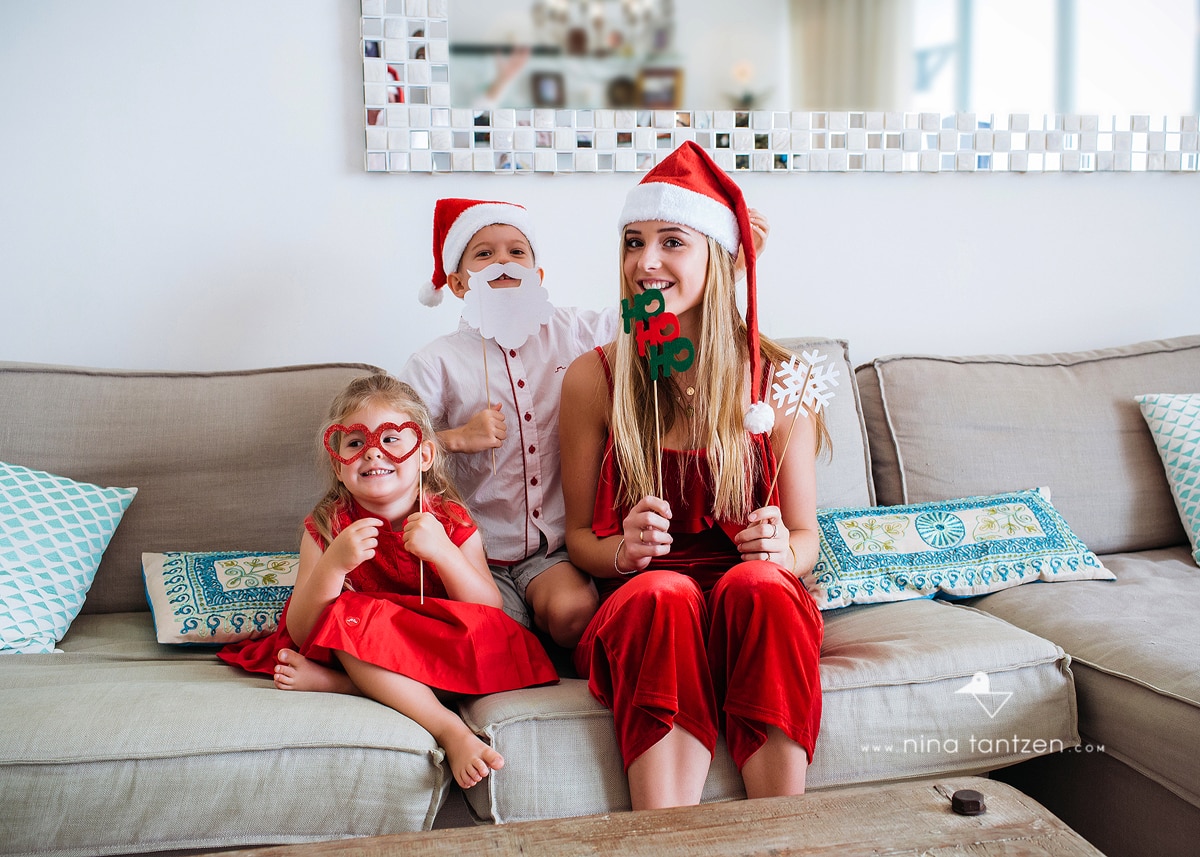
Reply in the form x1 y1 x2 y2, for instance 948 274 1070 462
219 374 558 789
559 142 827 810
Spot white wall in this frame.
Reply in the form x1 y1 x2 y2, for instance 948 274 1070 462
1 0 1196 376
675 0 790 109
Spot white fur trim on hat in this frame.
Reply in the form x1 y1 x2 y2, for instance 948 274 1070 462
618 182 740 255
418 280 444 307
441 202 537 279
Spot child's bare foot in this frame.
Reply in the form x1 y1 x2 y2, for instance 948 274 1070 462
274 649 359 695
442 729 504 789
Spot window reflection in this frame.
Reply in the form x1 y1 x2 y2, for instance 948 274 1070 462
443 0 1198 115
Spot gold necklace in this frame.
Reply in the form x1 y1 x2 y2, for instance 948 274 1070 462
675 378 696 419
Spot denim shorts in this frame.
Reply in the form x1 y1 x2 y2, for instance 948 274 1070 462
488 541 571 628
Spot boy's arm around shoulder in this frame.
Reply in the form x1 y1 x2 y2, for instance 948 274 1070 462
567 304 620 351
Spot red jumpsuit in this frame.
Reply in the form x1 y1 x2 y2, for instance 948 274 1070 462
219 497 558 695
573 351 823 772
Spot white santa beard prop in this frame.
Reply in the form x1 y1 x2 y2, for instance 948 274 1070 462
460 263 554 349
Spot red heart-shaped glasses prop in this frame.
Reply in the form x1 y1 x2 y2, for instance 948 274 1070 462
323 421 422 466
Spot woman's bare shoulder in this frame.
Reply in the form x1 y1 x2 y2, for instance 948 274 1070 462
562 344 612 414
564 343 609 384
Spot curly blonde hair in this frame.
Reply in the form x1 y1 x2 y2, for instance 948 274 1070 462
310 374 467 544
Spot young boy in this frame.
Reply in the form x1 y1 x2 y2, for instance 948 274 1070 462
399 198 617 648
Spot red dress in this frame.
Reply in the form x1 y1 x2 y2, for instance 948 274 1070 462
573 348 823 771
218 497 558 695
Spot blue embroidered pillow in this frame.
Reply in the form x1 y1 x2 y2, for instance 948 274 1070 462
143 551 298 645
806 487 1113 610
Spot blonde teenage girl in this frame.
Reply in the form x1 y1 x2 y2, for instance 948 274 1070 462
560 142 827 810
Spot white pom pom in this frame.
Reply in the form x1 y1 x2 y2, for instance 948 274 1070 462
418 281 444 307
743 401 775 434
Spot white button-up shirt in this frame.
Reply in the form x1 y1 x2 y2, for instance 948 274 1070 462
400 306 617 563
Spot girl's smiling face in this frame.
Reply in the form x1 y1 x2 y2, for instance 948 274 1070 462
331 402 430 516
622 221 710 319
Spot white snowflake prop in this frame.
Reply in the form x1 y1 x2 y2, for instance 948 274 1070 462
770 349 841 417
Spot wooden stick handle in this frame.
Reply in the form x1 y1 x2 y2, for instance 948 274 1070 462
481 335 497 476
418 466 424 604
765 361 815 501
654 381 663 499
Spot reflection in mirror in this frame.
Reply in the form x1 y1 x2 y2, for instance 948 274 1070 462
447 0 1198 115
361 0 1200 174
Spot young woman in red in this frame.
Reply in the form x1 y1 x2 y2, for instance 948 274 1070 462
560 142 827 810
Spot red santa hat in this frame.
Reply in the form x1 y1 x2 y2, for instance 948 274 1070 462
421 198 538 307
618 141 772 434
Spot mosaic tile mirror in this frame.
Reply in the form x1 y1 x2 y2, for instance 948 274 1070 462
362 0 1200 174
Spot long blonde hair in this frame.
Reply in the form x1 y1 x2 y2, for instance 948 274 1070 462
311 374 467 544
610 236 828 521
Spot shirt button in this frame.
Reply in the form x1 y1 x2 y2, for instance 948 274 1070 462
528 445 536 454
532 509 540 518
517 379 525 388
509 349 517 357
531 477 539 486
524 412 532 422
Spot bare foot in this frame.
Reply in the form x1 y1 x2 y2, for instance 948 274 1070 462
274 649 359 695
441 728 504 789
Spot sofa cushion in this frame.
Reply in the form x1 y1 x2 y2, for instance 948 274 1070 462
808 487 1113 609
776 337 874 509
0 362 383 614
0 613 451 856
459 598 1076 823
0 461 137 653
1137 393 1200 565
970 545 1200 812
142 550 300 645
856 335 1200 555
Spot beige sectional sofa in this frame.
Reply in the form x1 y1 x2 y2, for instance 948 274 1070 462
853 336 1200 857
1 334 1196 857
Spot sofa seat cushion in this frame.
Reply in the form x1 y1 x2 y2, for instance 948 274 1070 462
0 614 451 857
459 598 1076 823
969 546 1200 811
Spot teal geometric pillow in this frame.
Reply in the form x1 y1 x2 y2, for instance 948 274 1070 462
142 551 299 645
1137 393 1200 566
806 487 1113 610
0 461 137 653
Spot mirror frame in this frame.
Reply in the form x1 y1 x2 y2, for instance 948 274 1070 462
361 0 1200 175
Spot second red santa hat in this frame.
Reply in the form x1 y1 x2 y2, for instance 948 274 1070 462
617 141 772 433
421 198 538 307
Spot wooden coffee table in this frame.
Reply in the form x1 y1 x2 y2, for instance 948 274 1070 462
210 776 1103 856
